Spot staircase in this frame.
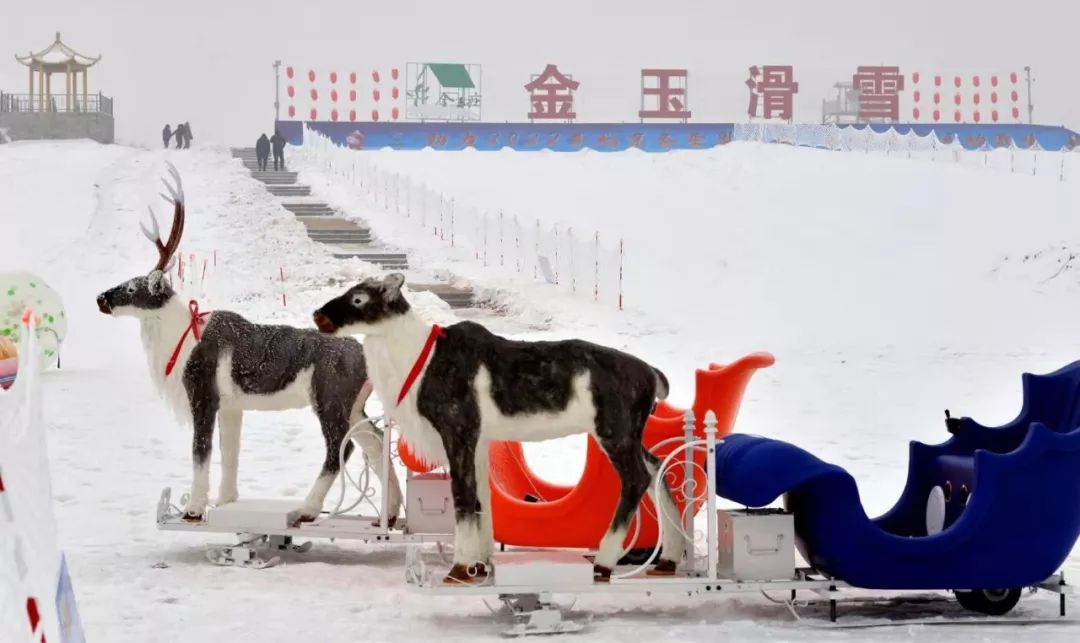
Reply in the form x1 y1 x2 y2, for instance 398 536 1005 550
231 147 476 309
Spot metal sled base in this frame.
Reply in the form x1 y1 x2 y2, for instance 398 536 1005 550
406 548 1075 636
156 487 449 568
205 534 312 569
499 593 586 637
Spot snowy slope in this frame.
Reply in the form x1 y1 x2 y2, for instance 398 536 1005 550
3 140 1080 641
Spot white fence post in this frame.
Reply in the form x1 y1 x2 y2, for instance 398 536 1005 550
514 216 521 273
498 210 505 267
593 231 600 302
554 224 560 285
568 226 576 294
618 238 624 311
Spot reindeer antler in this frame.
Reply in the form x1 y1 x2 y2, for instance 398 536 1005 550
141 162 185 272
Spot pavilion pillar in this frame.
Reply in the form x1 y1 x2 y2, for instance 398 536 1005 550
38 66 44 112
28 64 34 111
45 73 51 111
83 69 88 112
66 62 72 112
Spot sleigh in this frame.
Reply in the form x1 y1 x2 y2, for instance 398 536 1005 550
396 353 774 549
712 359 1080 615
483 352 775 551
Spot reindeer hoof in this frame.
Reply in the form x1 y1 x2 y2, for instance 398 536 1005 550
370 516 398 528
182 512 204 523
442 563 488 585
294 514 318 525
593 565 612 583
646 559 678 576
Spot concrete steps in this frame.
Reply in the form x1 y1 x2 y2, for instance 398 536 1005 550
410 283 476 308
308 231 373 244
299 217 365 231
268 185 312 197
256 174 300 185
283 202 335 217
331 251 409 271
230 147 477 309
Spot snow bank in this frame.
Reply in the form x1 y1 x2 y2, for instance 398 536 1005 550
3 139 1080 640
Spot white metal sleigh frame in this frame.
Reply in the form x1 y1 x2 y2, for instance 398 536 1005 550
154 409 1074 632
403 410 1076 636
156 415 452 568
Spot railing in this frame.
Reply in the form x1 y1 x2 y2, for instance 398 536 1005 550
0 92 113 116
297 126 627 310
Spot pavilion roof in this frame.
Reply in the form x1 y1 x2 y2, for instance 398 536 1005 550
16 32 101 69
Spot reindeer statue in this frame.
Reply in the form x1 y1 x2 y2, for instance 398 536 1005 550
313 273 684 583
96 164 402 523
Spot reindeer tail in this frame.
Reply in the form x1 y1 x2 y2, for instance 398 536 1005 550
653 367 670 401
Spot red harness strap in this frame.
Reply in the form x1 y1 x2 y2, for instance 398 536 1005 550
165 300 210 377
397 324 445 406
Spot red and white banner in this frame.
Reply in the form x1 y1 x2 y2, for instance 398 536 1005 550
906 70 1025 124
284 64 401 122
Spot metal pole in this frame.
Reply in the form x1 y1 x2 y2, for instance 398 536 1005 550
705 411 719 580
1024 66 1033 125
273 60 282 122
682 410 696 573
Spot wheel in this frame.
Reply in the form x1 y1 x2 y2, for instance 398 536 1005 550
954 587 1022 615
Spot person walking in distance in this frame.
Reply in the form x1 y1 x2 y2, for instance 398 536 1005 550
255 133 271 172
270 130 286 171
162 124 172 149
174 124 185 149
182 122 193 149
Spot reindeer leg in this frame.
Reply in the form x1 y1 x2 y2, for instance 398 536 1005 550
474 438 494 562
299 409 350 522
216 409 242 505
443 438 488 584
183 356 220 521
643 448 684 576
593 437 652 580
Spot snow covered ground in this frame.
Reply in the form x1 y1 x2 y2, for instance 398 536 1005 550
3 139 1080 641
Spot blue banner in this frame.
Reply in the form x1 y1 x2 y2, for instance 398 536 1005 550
836 123 1080 152
274 120 1080 152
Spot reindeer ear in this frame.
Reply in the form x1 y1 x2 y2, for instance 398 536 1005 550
383 272 405 299
147 270 167 295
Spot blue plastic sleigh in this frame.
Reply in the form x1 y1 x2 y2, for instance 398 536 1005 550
714 361 1080 616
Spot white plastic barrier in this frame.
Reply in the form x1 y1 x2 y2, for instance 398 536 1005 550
0 311 84 643
296 128 627 310
733 122 1080 180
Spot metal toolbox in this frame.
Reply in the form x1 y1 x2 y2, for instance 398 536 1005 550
406 472 455 535
717 508 796 581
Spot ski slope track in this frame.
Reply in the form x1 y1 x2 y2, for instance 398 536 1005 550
2 139 1080 641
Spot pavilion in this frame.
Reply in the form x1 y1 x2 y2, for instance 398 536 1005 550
0 33 114 143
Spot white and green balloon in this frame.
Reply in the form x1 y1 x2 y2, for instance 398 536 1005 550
0 272 67 369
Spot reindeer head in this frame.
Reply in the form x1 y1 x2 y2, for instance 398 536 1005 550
96 164 185 318
313 273 410 335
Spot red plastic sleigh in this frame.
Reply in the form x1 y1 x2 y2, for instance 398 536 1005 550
398 352 774 550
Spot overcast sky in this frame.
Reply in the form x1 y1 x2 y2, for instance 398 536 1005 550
1 0 1074 147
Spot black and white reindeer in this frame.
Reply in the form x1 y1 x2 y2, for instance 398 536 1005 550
96 164 402 522
313 273 684 582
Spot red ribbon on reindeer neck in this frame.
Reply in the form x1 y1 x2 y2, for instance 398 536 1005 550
397 325 445 406
165 300 210 377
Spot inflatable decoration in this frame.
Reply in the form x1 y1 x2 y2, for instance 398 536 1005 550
0 335 16 389
0 272 67 369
